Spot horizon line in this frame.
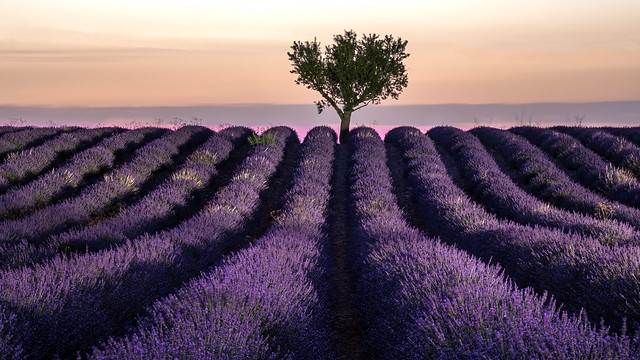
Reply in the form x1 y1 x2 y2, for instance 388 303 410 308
2 99 640 109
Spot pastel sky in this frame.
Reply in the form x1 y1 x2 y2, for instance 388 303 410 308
1 0 639 107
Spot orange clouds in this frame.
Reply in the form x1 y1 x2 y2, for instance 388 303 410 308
406 47 640 104
0 38 295 106
0 27 638 106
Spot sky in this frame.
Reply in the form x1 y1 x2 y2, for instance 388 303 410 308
1 0 639 108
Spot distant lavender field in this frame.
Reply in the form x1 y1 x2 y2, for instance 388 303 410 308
2 124 640 359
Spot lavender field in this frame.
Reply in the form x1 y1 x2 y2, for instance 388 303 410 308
2 124 640 359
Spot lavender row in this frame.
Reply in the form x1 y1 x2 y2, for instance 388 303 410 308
346 127 636 359
387 126 640 334
31 127 250 263
472 127 640 229
0 126 23 137
0 127 295 359
0 126 207 246
429 126 639 245
0 127 248 269
603 127 640 149
554 126 640 180
0 127 69 161
0 127 122 191
511 126 640 208
0 307 22 359
92 126 337 359
0 127 167 219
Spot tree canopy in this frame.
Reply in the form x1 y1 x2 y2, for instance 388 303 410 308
288 30 410 143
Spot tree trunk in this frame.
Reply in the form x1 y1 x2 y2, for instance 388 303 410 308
339 110 352 144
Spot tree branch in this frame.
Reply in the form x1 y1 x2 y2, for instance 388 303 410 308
316 87 343 116
353 102 369 111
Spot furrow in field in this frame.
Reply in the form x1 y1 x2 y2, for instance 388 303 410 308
326 142 365 359
384 142 425 233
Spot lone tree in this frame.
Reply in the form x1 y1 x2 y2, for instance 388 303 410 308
288 30 410 143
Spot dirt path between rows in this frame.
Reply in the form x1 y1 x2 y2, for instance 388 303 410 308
326 144 365 360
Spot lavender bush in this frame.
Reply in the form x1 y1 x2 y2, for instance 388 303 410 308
0 127 295 359
387 126 640 334
555 126 640 180
429 126 639 245
511 126 640 208
0 127 166 219
605 127 640 148
0 126 207 245
39 128 251 257
91 126 337 360
0 126 23 137
0 127 70 161
0 127 121 191
471 126 640 229
345 126 638 358
1 125 640 359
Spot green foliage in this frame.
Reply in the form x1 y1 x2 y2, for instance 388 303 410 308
288 30 409 115
288 30 409 142
247 131 277 146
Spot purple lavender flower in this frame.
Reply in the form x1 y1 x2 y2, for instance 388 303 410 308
387 126 640 349
91 126 337 360
555 126 640 180
0 127 68 161
40 127 250 259
0 126 207 244
0 127 296 359
512 126 640 207
472 126 640 230
0 127 166 219
0 127 121 191
429 126 638 245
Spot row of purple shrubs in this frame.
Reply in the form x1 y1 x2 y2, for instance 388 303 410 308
605 127 640 148
0 127 70 161
0 127 167 219
387 126 640 338
0 127 122 191
429 126 639 245
0 126 207 246
0 127 295 359
512 126 640 208
0 127 251 270
554 126 640 181
51 127 248 253
91 126 338 359
348 126 637 358
0 126 24 137
471 126 640 230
